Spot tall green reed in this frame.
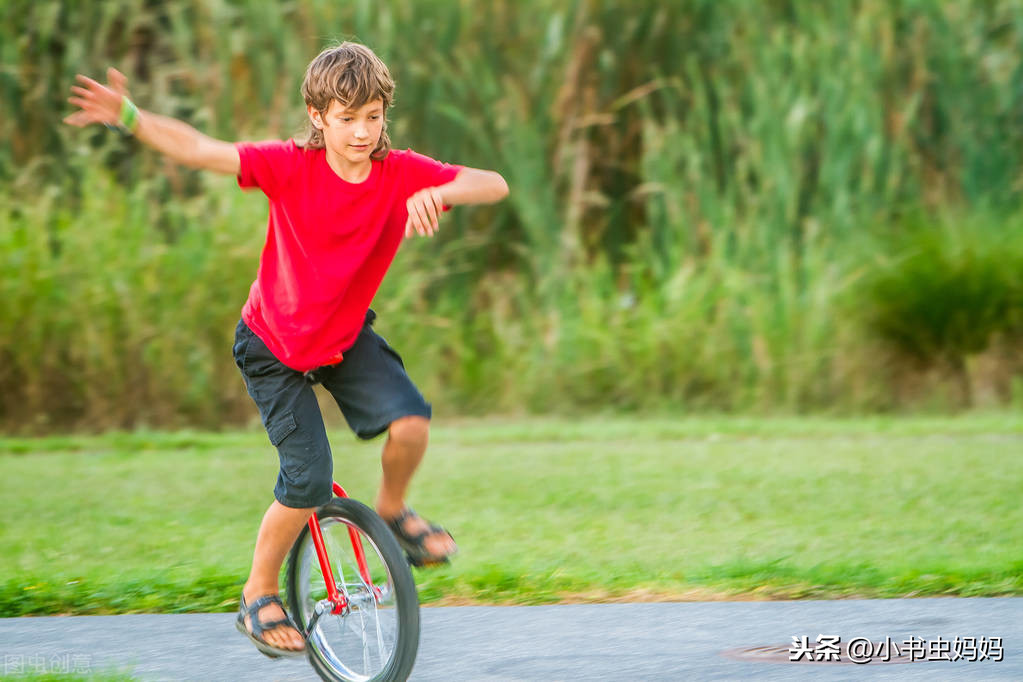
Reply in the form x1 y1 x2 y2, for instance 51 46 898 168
3 0 1023 430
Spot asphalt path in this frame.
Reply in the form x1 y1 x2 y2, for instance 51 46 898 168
1 598 1019 680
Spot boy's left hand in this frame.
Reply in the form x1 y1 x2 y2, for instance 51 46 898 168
405 187 446 238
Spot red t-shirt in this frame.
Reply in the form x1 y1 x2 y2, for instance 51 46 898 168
236 140 462 371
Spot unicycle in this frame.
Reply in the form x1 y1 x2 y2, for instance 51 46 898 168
285 481 420 681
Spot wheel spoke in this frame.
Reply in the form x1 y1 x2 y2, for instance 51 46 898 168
373 596 387 667
359 606 370 673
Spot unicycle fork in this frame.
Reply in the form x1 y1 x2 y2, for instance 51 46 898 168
302 483 382 629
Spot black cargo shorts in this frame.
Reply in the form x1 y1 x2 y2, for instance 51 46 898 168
232 310 432 508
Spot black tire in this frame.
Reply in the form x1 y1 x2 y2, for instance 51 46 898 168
286 497 420 682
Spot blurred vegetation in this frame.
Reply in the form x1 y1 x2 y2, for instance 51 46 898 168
2 0 1023 431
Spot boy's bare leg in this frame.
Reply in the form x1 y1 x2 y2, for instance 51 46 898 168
375 415 456 557
242 501 314 651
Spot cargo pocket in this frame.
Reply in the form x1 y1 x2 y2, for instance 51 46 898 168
267 412 297 446
268 411 320 478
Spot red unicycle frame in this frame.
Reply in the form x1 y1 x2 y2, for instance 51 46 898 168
307 481 377 615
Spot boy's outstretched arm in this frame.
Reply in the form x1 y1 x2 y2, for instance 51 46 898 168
65 68 239 176
405 167 509 238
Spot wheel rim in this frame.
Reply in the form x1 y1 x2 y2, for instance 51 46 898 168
294 516 401 681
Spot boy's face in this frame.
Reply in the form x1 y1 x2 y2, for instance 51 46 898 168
310 98 385 167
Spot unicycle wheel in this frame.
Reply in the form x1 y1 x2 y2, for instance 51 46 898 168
286 497 420 682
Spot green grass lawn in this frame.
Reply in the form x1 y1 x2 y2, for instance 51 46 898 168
1 415 1021 615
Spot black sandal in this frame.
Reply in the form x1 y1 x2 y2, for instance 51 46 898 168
235 593 306 659
385 507 457 567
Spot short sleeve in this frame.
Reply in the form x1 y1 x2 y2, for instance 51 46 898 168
235 139 302 199
398 149 463 203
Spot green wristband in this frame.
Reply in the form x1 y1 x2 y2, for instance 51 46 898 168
119 96 140 134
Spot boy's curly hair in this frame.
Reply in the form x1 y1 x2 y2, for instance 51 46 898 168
297 42 395 159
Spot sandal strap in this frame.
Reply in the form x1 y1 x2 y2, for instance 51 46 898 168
386 507 426 541
386 507 456 563
244 593 286 616
428 523 453 540
240 594 298 639
388 508 452 544
257 618 294 631
386 506 417 529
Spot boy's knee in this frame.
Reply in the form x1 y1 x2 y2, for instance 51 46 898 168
387 415 429 449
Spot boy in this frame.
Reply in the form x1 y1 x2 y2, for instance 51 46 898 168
66 42 508 657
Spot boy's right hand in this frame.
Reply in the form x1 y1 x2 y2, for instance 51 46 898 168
64 68 131 128
64 68 240 175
